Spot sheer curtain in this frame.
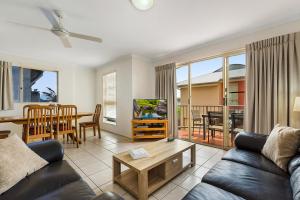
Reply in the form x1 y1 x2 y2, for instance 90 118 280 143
0 61 13 110
102 72 117 122
245 32 300 133
155 63 177 137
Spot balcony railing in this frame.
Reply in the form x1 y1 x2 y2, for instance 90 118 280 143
177 105 244 129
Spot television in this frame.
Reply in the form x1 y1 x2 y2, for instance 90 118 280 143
133 99 167 119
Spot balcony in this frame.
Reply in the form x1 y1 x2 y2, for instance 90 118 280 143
177 105 244 147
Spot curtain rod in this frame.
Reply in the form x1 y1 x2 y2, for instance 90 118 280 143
176 48 245 67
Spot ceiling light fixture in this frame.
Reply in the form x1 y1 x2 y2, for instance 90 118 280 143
131 0 154 11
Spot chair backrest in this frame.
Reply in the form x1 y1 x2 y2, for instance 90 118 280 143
25 105 53 140
23 104 40 117
48 104 59 115
56 105 77 134
207 111 223 125
191 110 201 120
231 112 244 129
93 104 102 123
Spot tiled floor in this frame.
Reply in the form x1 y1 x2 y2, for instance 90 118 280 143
62 130 226 200
178 129 235 148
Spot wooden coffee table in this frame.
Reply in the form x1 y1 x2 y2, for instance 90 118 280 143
113 139 196 200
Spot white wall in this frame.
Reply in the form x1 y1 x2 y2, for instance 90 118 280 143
155 19 300 66
0 54 96 136
132 55 155 99
96 56 133 138
96 55 155 138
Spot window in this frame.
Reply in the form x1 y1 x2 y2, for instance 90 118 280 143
103 72 117 125
12 66 58 102
12 66 21 102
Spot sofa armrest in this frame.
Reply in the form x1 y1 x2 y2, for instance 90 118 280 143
91 192 124 200
234 132 268 153
28 140 64 163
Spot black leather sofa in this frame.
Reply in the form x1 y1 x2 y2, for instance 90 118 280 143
183 132 300 200
0 140 123 200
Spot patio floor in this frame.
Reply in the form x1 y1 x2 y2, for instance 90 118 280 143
178 129 234 148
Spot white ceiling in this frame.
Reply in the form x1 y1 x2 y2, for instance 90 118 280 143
1 0 300 68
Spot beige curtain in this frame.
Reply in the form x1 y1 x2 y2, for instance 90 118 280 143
245 32 300 134
155 63 177 137
0 61 13 110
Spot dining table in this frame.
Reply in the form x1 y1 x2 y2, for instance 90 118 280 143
0 112 93 144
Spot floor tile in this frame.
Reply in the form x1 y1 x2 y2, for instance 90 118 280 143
195 156 210 166
171 171 190 185
179 175 202 190
93 188 103 196
153 182 177 199
202 157 220 168
62 130 224 199
100 181 127 196
122 192 136 200
82 176 98 189
80 161 109 176
196 149 217 159
185 164 200 174
73 156 99 168
193 166 210 179
89 168 112 187
161 186 188 200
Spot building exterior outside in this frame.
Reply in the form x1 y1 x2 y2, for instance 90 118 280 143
177 64 246 107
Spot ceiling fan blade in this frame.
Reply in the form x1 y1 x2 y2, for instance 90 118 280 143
69 32 102 43
7 21 50 32
39 7 59 28
59 37 72 48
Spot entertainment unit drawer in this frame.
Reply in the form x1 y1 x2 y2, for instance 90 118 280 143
165 153 183 178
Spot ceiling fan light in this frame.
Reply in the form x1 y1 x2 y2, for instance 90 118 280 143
131 0 154 11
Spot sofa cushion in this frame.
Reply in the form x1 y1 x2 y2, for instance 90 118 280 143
234 132 267 153
262 125 300 171
182 183 245 200
290 167 300 200
288 155 300 175
223 148 287 177
28 140 64 163
35 180 95 200
0 160 81 200
0 134 48 194
202 160 293 200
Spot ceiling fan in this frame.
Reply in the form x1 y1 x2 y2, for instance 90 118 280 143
8 8 102 48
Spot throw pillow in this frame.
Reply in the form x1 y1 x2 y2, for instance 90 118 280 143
0 134 48 194
262 124 300 171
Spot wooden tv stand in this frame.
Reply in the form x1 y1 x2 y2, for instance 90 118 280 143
131 119 168 140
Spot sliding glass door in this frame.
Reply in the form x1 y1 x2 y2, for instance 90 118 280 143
227 54 246 147
176 65 190 141
176 52 246 149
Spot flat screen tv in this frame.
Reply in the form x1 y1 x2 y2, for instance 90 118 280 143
133 99 167 119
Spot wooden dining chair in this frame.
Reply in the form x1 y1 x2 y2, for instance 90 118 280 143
54 105 79 148
24 105 53 144
23 104 40 117
79 104 101 141
48 104 58 115
22 104 40 141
